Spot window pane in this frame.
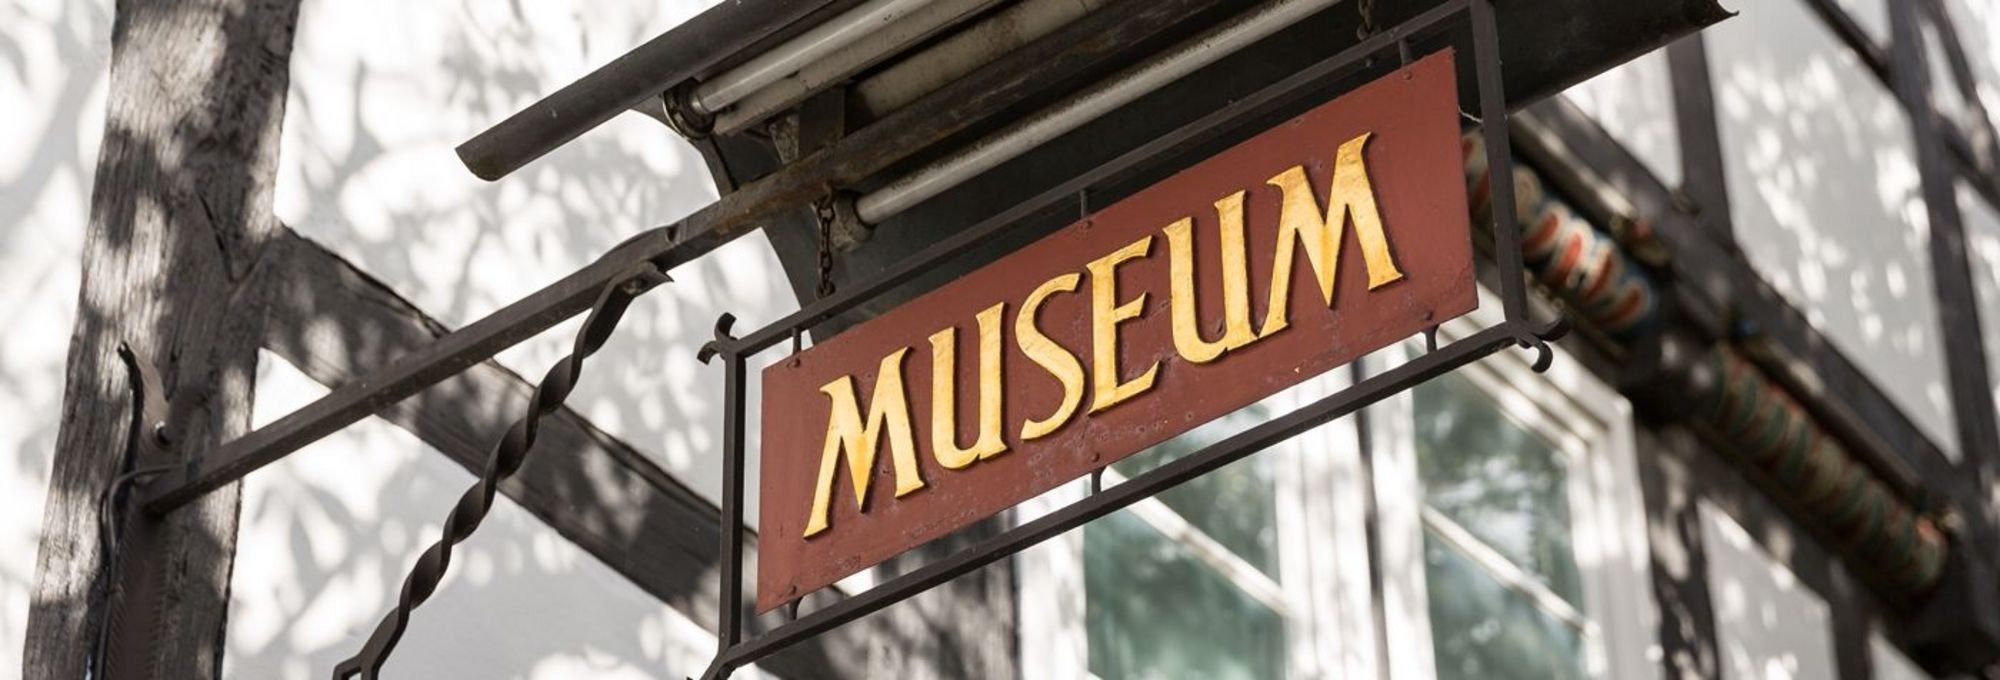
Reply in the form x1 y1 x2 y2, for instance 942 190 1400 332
1424 532 1588 680
1086 511 1286 680
1414 373 1583 604
1112 404 1280 575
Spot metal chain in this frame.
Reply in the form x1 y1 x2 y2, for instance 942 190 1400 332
331 261 670 680
813 195 837 299
1356 0 1378 39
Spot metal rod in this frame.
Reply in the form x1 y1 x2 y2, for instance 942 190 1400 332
737 0 1469 355
712 319 1565 671
714 0 1004 135
454 0 841 180
143 228 680 513
852 0 1112 118
853 0 1349 223
709 326 749 674
691 0 939 117
1468 0 1528 323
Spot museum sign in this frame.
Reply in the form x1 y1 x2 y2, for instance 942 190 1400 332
757 52 1475 610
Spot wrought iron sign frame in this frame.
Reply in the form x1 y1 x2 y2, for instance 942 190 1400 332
126 0 1559 677
690 2 1560 677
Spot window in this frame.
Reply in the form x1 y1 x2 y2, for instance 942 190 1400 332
1369 293 1658 680
1017 372 1378 679
1018 289 1657 680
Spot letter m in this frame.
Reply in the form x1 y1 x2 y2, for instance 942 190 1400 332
805 347 924 538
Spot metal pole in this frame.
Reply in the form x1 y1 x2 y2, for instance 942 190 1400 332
690 0 939 117
697 316 750 680
853 0 1348 223
454 0 841 181
1468 0 1529 323
713 0 1004 135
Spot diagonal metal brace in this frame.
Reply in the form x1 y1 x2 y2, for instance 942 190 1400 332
331 262 670 679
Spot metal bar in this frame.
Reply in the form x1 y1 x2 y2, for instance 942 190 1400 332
712 0 1003 135
691 0 938 117
711 319 1565 672
853 0 1352 223
852 0 1111 118
710 328 750 669
332 262 671 679
455 0 842 180
735 0 1472 355
1468 0 1528 322
143 0 1213 514
144 228 678 513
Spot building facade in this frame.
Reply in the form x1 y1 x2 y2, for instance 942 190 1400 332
7 0 2000 678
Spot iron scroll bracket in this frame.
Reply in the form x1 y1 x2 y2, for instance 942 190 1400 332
693 0 1549 677
330 262 671 680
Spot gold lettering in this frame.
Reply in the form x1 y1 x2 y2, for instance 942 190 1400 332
1088 236 1160 413
1166 190 1259 364
1260 132 1405 337
805 348 923 538
930 303 1009 469
1017 273 1086 440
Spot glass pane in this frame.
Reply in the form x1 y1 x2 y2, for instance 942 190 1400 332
1413 372 1583 604
1086 511 1286 680
1424 531 1588 680
1112 403 1280 575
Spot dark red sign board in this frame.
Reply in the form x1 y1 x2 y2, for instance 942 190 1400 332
758 51 1474 611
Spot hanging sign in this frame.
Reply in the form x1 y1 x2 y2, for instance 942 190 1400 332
757 50 1474 611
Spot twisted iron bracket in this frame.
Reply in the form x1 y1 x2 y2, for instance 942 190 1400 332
332 262 671 679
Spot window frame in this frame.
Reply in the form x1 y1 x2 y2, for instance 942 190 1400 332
1014 368 1379 679
1367 289 1659 680
1013 288 1658 680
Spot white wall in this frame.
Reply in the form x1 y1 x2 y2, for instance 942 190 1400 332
0 0 807 674
1700 503 1838 680
1872 632 1935 680
272 0 798 520
1942 0 2000 138
1706 0 1960 458
249 0 804 675
0 0 110 674
227 354 773 680
1563 47 1682 187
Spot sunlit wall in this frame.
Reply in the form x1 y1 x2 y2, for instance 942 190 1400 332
0 0 110 674
1708 0 1958 457
249 0 799 675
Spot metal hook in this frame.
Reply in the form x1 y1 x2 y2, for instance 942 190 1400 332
1510 317 1572 373
699 314 740 364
